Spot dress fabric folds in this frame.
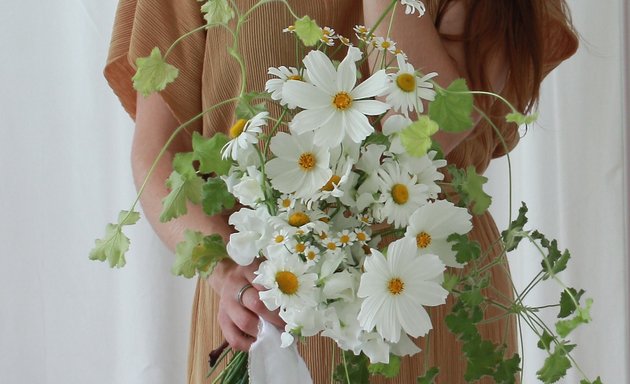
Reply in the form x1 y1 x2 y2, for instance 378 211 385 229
104 1 521 383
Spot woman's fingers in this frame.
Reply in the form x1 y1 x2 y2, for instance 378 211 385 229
239 285 285 329
218 307 254 352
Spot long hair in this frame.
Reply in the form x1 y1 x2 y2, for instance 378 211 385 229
427 0 579 157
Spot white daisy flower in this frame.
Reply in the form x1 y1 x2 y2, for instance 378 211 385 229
283 47 390 147
320 26 337 46
273 203 329 235
271 228 292 246
404 200 473 267
303 245 321 264
354 228 371 244
353 24 370 42
283 25 296 33
254 247 319 311
266 131 332 198
385 55 437 116
265 66 303 108
400 0 426 16
337 229 357 247
277 193 296 212
338 35 353 47
357 237 447 342
221 111 268 161
375 161 429 228
372 36 397 54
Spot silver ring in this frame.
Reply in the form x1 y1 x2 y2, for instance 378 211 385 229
236 283 253 306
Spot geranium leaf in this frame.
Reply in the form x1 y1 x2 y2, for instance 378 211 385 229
501 203 529 251
334 351 369 383
448 165 492 215
399 116 439 157
132 47 179 97
160 168 204 222
172 230 227 278
556 298 592 338
448 233 481 264
493 354 521 384
536 343 575 383
416 367 439 384
192 132 231 175
558 288 585 318
506 111 538 126
294 16 322 47
369 355 400 378
89 210 140 268
202 177 236 216
428 79 473 133
200 0 235 25
236 92 268 120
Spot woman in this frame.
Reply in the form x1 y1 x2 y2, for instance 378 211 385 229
105 0 578 382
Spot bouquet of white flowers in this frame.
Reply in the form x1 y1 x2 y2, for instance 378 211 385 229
91 1 601 383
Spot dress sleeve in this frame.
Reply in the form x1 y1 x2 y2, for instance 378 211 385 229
104 0 206 130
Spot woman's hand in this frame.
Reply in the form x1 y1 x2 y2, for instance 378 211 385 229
209 258 285 351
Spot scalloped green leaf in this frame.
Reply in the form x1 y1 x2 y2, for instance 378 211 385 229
428 79 473 133
132 47 179 97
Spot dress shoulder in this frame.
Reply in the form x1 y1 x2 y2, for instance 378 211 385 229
104 0 206 130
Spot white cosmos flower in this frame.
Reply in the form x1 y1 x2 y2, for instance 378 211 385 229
283 47 390 147
254 246 319 311
400 0 426 16
385 55 437 116
221 111 267 161
266 131 332 199
227 207 272 265
230 166 265 208
265 66 302 108
375 161 429 228
357 237 447 343
404 200 473 267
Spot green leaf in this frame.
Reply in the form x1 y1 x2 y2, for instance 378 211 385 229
192 132 232 175
368 355 400 378
364 132 390 147
417 367 439 384
536 343 575 383
460 287 484 307
580 377 603 384
428 79 474 133
445 303 483 342
172 230 228 278
462 337 503 381
132 47 179 97
556 298 592 338
399 116 439 157
448 165 492 215
448 233 482 264
558 288 585 318
442 272 459 292
493 354 521 384
235 92 268 120
506 111 538 126
89 210 140 268
531 231 571 279
200 0 235 25
501 202 529 252
537 330 555 351
334 351 369 384
294 16 322 47
202 177 236 216
160 169 204 222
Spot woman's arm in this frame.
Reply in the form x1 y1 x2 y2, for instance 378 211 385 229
363 0 507 155
133 93 283 351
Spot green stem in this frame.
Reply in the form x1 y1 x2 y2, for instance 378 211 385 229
164 24 209 59
342 351 351 384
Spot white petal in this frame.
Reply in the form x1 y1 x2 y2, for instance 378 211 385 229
290 108 335 135
337 50 358 92
352 70 389 99
303 50 337 94
353 100 390 116
344 110 374 143
282 80 331 109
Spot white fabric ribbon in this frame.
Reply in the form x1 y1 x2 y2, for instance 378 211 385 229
248 318 313 384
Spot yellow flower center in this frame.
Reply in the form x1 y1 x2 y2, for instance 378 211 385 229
295 243 306 253
332 92 353 110
388 278 405 295
288 75 302 81
356 232 367 242
306 251 317 260
281 199 292 208
396 73 416 93
391 184 409 205
276 271 299 295
322 174 342 191
229 119 247 139
339 234 351 244
381 41 391 49
288 212 310 227
416 231 432 249
327 242 338 251
298 152 317 171
274 235 285 244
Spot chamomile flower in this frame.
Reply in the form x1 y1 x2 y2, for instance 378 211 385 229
303 245 321 264
254 247 319 311
404 200 472 267
271 228 292 246
353 25 370 42
282 47 390 147
266 131 332 198
221 111 268 161
283 25 296 33
372 36 397 54
320 26 337 46
376 161 429 228
357 237 447 343
354 228 371 244
397 150 446 199
400 0 426 16
385 55 437 116
337 229 357 247
265 66 303 108
338 35 353 47
277 193 296 212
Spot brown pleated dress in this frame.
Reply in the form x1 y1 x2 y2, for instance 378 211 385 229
105 1 523 383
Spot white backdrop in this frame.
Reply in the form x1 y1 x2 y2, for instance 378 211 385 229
0 1 626 383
